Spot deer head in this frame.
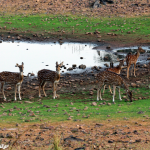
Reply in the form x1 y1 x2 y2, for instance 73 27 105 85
138 47 145 53
56 62 64 72
15 62 24 72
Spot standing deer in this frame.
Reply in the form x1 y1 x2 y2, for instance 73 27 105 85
97 70 132 102
38 62 63 99
0 62 24 100
126 47 144 79
103 59 125 94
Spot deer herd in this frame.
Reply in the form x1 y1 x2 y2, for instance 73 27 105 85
0 47 145 103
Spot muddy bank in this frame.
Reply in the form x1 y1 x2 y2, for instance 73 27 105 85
1 31 150 49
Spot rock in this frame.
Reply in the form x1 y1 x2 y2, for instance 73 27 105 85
89 91 93 95
47 109 52 112
95 123 104 126
24 101 33 104
72 64 76 68
43 105 50 108
93 0 100 8
107 103 111 106
0 133 4 138
123 96 127 99
29 112 36 117
104 63 109 67
7 87 12 90
67 117 72 120
108 140 114 143
131 83 136 87
83 106 88 110
67 67 73 71
136 81 141 84
135 139 141 142
6 133 13 138
40 125 54 130
91 102 97 106
71 128 78 133
137 111 144 114
79 64 86 69
17 36 21 40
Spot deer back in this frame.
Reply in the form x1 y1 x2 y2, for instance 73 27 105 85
97 71 123 86
0 71 23 83
38 69 59 82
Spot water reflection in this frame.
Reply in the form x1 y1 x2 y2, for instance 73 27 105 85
0 42 149 75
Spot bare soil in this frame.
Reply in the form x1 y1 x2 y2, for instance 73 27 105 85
0 0 150 149
0 119 150 150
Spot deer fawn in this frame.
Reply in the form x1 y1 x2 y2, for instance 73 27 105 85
38 62 63 99
0 62 24 100
97 70 132 102
103 59 125 95
126 47 144 79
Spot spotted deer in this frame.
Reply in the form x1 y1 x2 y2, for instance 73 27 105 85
96 70 132 102
103 59 125 94
126 47 144 79
0 62 24 100
38 62 63 99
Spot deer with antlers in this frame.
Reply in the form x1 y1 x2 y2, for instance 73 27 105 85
103 59 125 95
126 47 144 79
0 62 24 101
96 70 132 102
38 62 63 99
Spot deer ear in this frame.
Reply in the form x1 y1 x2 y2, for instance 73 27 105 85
56 62 58 65
61 62 64 65
22 62 24 66
16 63 19 67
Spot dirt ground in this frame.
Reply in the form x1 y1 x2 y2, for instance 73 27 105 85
0 119 150 150
0 0 150 149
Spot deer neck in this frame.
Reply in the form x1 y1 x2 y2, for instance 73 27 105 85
19 71 24 81
136 50 140 58
56 70 61 81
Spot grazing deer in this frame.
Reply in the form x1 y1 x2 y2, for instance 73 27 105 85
38 62 63 99
103 59 125 94
97 70 132 102
0 62 24 100
126 47 144 79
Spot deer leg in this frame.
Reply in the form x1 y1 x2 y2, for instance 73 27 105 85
118 87 122 101
42 81 47 97
127 65 130 79
18 83 22 100
112 85 116 102
39 80 43 97
14 84 17 101
97 88 100 101
100 87 103 100
53 82 56 99
103 84 106 94
55 83 58 98
99 83 104 100
134 63 136 77
108 85 112 94
1 82 6 100
130 64 133 76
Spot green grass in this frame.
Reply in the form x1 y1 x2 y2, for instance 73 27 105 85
0 14 150 36
0 86 150 124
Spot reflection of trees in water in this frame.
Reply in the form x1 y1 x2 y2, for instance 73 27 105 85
93 50 118 63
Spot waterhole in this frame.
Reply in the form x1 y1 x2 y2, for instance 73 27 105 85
0 41 150 75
